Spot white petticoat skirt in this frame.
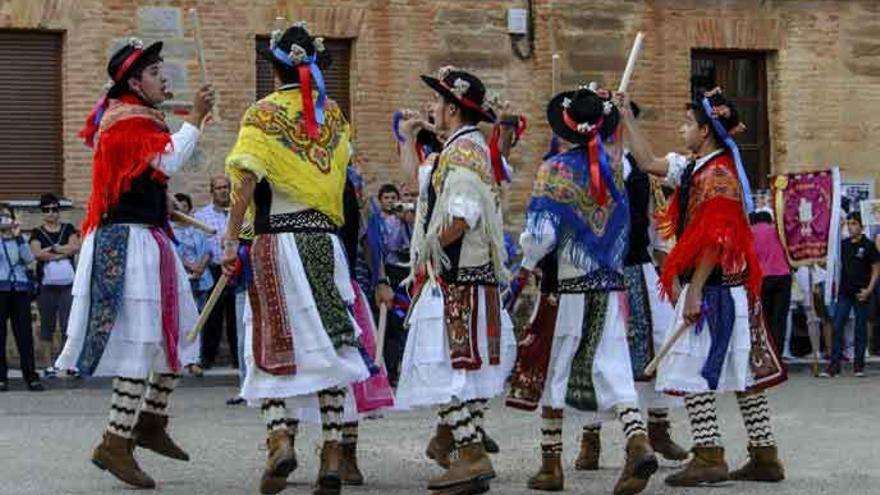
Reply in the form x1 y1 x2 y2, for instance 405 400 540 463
394 285 517 410
655 284 753 394
240 232 370 407
638 263 682 410
539 291 638 415
56 225 199 378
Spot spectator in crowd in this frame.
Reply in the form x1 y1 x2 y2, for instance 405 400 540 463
194 175 238 369
872 227 880 355
750 208 792 357
0 204 42 391
374 183 411 386
29 194 80 378
822 212 880 377
172 193 212 377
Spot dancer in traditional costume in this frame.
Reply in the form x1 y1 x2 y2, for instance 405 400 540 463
621 87 787 486
222 23 371 495
506 86 658 495
280 164 397 488
575 104 688 472
55 38 214 488
395 67 516 494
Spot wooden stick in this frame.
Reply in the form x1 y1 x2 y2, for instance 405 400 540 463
644 319 689 376
551 53 561 95
618 32 645 93
187 273 229 343
171 211 217 235
375 304 388 368
189 8 209 84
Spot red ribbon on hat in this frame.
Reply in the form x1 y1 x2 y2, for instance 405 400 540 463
587 135 607 207
298 64 319 140
488 124 504 184
114 48 144 82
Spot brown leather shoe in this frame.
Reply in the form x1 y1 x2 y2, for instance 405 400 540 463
477 427 499 454
427 443 495 490
339 441 364 485
730 445 785 482
574 429 600 470
426 424 454 468
259 430 297 495
614 434 659 495
664 446 730 487
91 431 156 489
527 453 564 491
133 411 190 461
314 441 342 495
648 421 689 461
430 479 491 494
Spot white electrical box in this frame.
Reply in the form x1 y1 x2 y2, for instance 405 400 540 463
507 8 528 35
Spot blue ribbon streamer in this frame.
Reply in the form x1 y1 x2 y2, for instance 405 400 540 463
392 111 406 143
237 244 253 287
271 47 326 126
700 97 754 214
694 287 736 390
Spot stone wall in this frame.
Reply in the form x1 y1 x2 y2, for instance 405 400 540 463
2 0 879 228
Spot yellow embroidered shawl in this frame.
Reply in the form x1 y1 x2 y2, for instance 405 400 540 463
226 89 351 226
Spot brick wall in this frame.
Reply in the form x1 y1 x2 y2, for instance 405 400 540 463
0 0 878 222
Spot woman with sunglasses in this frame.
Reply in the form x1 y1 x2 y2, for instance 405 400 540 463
29 193 80 378
0 204 42 391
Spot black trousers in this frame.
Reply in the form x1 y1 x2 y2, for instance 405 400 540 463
0 290 37 382
761 275 792 358
381 265 409 386
201 265 239 368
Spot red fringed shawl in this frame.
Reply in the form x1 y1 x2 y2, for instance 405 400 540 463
656 153 762 298
80 94 171 234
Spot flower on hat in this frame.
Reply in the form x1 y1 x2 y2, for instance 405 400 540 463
127 37 144 49
313 37 325 53
288 44 308 65
451 78 470 98
269 28 283 49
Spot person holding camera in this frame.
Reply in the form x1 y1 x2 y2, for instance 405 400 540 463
373 183 412 386
0 204 43 392
30 193 80 378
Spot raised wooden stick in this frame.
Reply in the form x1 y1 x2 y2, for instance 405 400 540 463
171 211 217 235
375 304 388 368
551 53 561 95
618 32 645 93
189 8 209 85
187 273 229 343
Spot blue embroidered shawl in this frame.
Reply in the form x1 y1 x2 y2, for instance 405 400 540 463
525 146 629 274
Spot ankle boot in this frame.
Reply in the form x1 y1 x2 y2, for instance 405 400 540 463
527 452 564 491
477 427 500 454
614 434 658 495
664 446 729 487
427 443 495 490
648 421 689 461
426 424 454 468
574 429 600 470
730 445 785 482
91 431 156 489
259 430 297 495
339 441 364 485
314 441 342 495
132 411 189 461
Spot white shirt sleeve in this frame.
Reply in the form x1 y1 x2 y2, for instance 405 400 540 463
152 122 201 174
519 223 557 270
447 195 481 229
664 152 688 187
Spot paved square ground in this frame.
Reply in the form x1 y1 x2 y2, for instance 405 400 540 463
0 370 877 494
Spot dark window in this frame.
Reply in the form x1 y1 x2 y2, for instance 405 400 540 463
255 36 352 119
691 50 770 189
0 30 63 199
